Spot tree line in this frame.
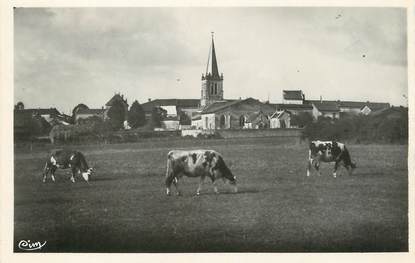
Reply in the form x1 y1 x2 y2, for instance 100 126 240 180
296 109 408 144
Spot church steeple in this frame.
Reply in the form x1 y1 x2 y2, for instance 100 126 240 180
206 32 220 79
201 32 224 107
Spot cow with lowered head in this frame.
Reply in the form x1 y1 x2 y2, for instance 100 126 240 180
165 150 237 196
307 140 356 178
42 149 94 183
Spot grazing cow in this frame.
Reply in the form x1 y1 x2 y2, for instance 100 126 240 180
42 149 94 183
165 150 237 196
307 140 356 178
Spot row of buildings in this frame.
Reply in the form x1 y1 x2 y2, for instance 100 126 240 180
134 35 390 130
15 34 391 134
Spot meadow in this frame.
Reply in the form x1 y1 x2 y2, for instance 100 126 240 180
14 137 408 252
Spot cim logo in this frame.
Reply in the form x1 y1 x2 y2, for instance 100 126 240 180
18 239 47 251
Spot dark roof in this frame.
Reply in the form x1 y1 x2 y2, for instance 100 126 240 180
270 110 291 119
370 106 407 118
283 90 303 100
76 108 105 115
339 101 390 110
360 102 390 111
15 108 60 116
141 99 200 112
201 98 275 114
274 103 312 110
106 94 128 106
201 100 240 114
310 101 340 112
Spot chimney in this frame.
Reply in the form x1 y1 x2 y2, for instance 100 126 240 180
320 96 322 103
148 98 152 102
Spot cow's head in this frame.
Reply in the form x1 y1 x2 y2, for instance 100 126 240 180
216 155 237 193
309 142 320 155
81 167 94 182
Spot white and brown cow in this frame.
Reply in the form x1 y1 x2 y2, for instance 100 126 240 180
307 140 356 178
165 150 237 196
42 149 94 183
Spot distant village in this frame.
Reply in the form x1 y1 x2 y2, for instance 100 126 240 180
14 35 396 140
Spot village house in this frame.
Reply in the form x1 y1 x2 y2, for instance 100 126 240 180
309 100 341 119
270 110 291 128
73 93 129 123
282 90 305 104
74 108 106 122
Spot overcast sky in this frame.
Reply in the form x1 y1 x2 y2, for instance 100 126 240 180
14 7 407 113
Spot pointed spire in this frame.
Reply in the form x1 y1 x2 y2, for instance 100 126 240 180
206 32 220 79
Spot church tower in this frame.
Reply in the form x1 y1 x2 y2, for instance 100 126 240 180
201 33 224 107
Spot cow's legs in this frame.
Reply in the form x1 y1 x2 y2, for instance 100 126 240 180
313 160 321 176
307 158 312 177
165 175 175 196
42 163 50 183
172 177 181 196
50 166 57 182
333 161 340 178
70 167 77 183
212 180 219 194
196 176 205 195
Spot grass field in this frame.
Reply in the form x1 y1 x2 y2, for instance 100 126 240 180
14 137 408 252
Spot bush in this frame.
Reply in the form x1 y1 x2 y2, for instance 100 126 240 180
302 108 408 144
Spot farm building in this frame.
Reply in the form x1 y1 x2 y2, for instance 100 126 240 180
274 103 313 116
270 110 291 128
74 108 105 122
309 100 341 119
141 98 200 121
282 90 305 104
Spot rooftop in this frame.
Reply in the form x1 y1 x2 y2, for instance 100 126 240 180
141 99 200 112
309 101 340 112
283 90 304 100
76 108 105 115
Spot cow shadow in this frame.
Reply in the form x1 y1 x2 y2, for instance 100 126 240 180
197 187 260 196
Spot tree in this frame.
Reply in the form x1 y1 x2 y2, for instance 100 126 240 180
107 100 126 130
128 100 146 128
149 107 166 128
290 112 313 128
15 101 24 110
179 111 191 125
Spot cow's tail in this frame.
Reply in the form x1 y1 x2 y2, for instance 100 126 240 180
165 153 174 180
165 153 176 193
